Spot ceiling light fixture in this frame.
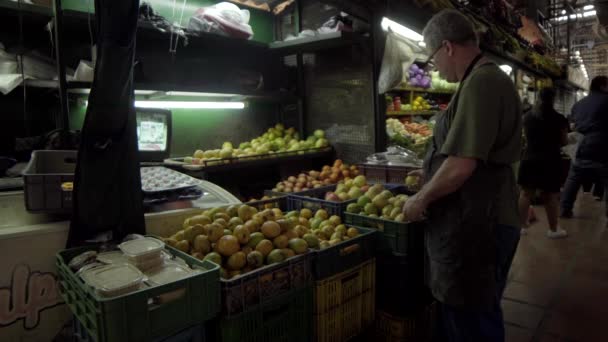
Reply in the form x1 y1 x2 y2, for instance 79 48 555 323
84 100 246 109
381 17 424 42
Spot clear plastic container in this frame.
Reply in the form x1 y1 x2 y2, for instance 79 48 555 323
146 263 192 286
69 251 98 271
80 264 145 298
97 251 131 265
119 237 165 262
132 256 165 272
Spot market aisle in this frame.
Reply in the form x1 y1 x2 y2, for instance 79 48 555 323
503 193 608 342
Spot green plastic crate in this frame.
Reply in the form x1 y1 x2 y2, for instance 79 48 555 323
344 213 425 256
311 226 377 280
56 242 220 342
211 285 313 342
221 252 313 316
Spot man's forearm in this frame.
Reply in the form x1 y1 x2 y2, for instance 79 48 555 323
417 156 477 206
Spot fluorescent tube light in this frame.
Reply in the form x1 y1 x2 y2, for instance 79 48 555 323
583 10 596 17
134 101 245 109
584 5 594 11
164 91 237 97
84 100 246 109
381 17 423 41
69 88 158 95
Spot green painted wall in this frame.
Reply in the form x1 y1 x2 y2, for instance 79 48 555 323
62 0 274 43
70 102 279 157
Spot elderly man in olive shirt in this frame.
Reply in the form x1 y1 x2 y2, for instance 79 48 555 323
403 9 522 342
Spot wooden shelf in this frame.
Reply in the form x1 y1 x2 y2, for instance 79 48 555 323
386 110 437 116
390 86 456 95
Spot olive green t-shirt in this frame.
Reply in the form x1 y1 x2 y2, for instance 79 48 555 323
442 64 522 227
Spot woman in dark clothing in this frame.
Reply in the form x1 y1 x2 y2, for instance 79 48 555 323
518 87 569 238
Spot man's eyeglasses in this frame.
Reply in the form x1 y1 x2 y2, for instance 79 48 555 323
421 43 443 70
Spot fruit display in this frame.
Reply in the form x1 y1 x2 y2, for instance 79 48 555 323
184 124 329 165
429 70 458 92
407 64 431 89
345 184 409 222
386 118 433 157
162 204 361 279
271 160 360 193
303 208 362 249
323 175 370 202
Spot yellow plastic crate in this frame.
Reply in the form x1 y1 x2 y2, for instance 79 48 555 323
375 302 437 342
314 259 375 314
314 259 376 342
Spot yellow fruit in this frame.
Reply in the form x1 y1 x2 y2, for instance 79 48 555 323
164 238 178 248
261 221 281 239
226 251 247 270
217 235 240 257
294 225 308 237
244 220 260 233
172 231 185 241
329 239 341 246
204 252 222 266
273 235 289 249
193 235 211 254
255 239 274 257
208 223 224 243
300 208 313 219
319 241 331 249
328 215 341 226
214 218 228 228
247 232 265 248
189 215 212 226
314 209 329 220
288 238 308 254
194 150 204 159
266 249 285 264
347 228 359 238
233 225 251 244
238 205 258 222
272 208 283 219
229 270 242 279
192 224 205 238
335 225 347 235
247 250 264 268
175 240 190 253
241 246 253 255
191 252 204 260
281 248 296 259
229 217 244 230
298 217 310 228
285 229 298 240
276 219 293 233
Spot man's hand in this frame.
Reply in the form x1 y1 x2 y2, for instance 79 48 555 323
402 193 428 222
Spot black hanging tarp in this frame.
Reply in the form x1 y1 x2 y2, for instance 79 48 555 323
67 0 144 247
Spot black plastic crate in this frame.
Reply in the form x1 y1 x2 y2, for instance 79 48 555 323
72 318 207 342
286 185 356 218
344 186 424 256
23 150 76 214
376 253 432 316
312 226 377 280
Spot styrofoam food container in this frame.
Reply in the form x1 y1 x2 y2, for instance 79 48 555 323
146 262 192 286
119 237 165 262
80 264 145 297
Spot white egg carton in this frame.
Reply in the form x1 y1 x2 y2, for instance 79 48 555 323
140 167 201 193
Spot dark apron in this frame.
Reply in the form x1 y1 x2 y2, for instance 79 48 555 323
422 57 508 310
67 0 145 247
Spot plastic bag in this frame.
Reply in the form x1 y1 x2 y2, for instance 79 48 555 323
378 31 425 94
188 2 253 40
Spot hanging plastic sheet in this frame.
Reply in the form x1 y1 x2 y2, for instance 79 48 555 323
378 31 425 94
67 0 145 247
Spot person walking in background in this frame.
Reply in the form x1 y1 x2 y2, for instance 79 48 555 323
560 76 608 221
402 9 522 341
518 88 569 238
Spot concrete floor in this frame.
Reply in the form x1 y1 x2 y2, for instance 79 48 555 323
504 193 608 342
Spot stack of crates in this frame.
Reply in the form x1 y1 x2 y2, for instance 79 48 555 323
343 185 436 341
310 222 378 341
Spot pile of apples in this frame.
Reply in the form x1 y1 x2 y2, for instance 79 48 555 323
346 184 409 222
271 160 359 193
186 124 329 165
324 175 370 202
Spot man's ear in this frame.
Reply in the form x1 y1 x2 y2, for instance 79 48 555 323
445 41 454 57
